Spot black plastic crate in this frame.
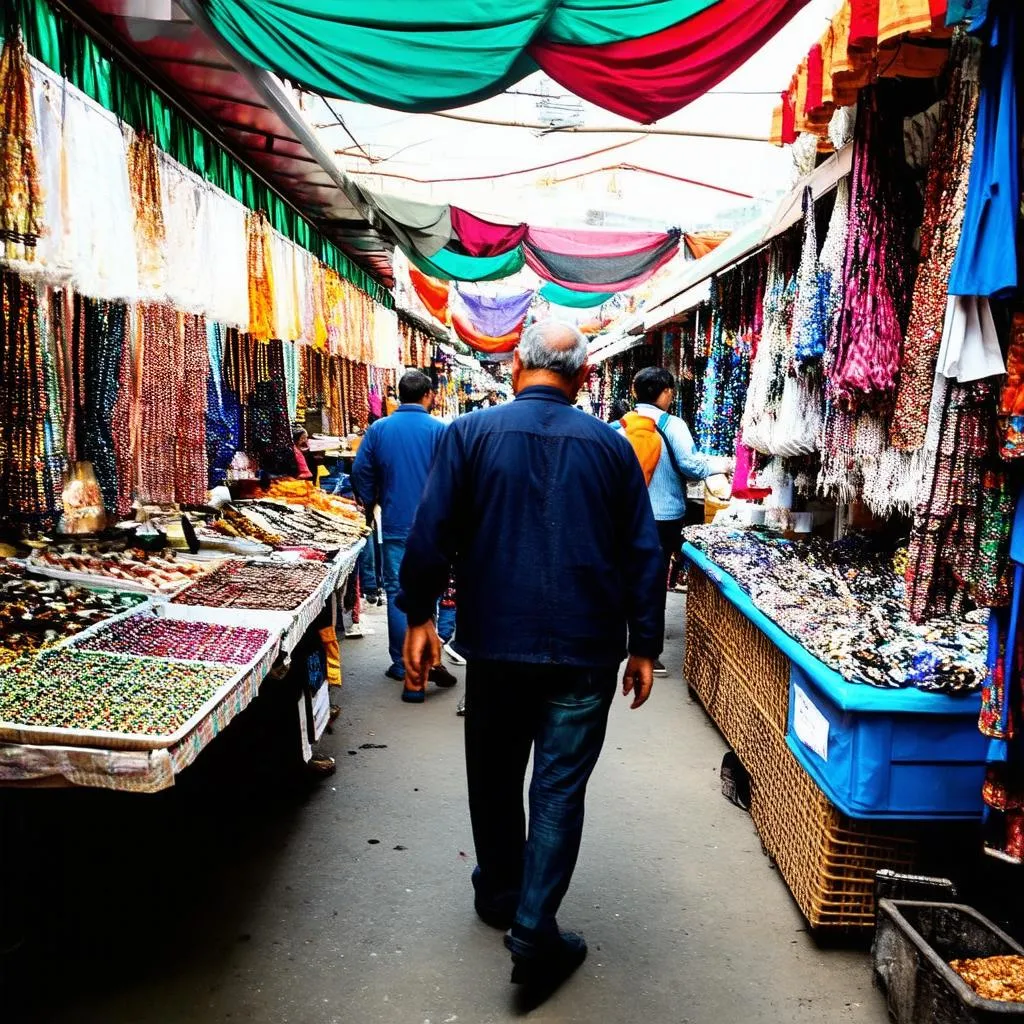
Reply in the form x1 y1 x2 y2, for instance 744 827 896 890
875 900 1024 1023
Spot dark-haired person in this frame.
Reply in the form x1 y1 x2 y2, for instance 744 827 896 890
351 369 457 697
627 366 735 675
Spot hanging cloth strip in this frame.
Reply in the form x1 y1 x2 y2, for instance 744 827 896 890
199 0 801 123
406 243 525 283
451 311 525 355
529 0 813 123
348 184 452 258
449 208 527 258
453 285 534 339
522 228 680 292
408 266 450 324
539 281 614 308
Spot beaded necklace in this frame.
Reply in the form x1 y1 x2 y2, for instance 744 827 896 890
175 312 209 505
246 211 276 342
0 271 58 532
127 130 166 295
136 302 178 505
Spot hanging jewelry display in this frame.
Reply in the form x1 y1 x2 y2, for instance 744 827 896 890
0 32 44 266
175 312 209 505
0 271 59 531
74 293 128 515
127 130 166 296
135 302 179 504
248 338 294 475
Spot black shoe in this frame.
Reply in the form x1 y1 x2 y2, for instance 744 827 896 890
471 868 517 930
505 928 588 988
384 665 405 682
429 664 458 688
653 659 668 676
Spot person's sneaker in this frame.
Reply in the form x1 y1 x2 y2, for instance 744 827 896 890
429 664 459 688
653 659 668 676
376 592 386 606
444 642 467 666
505 928 588 988
401 687 425 704
456 696 466 717
384 665 405 682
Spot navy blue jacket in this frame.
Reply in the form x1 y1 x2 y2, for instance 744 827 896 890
397 385 664 667
350 405 446 540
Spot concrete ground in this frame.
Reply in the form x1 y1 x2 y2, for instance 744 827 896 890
0 594 889 1024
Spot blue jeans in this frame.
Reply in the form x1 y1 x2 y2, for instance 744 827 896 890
358 534 382 595
464 660 617 935
437 603 456 645
381 538 408 678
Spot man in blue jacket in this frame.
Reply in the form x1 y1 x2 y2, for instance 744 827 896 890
398 321 663 991
351 369 455 696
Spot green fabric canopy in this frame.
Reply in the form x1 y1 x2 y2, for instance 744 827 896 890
200 0 720 111
406 244 525 283
539 282 614 308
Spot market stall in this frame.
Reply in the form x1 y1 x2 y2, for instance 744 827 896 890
642 5 1024 929
0 2 395 791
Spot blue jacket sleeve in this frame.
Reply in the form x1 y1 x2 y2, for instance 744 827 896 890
663 415 715 480
619 447 666 659
396 424 463 626
350 427 377 510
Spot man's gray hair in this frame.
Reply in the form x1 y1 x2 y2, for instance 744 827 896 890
516 320 589 378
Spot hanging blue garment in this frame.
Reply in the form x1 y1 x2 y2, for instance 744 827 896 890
946 0 992 32
948 2 1019 299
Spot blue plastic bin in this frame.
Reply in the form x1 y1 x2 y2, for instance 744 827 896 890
681 543 987 821
787 664 986 820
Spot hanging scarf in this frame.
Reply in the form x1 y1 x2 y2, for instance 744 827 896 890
827 88 914 410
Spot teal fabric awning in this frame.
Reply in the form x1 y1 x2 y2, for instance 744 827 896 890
539 282 614 308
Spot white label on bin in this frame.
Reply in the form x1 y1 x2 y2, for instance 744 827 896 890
793 684 829 762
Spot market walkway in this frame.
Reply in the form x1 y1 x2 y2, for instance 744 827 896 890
1 595 888 1024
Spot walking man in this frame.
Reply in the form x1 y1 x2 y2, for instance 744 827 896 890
398 321 664 989
351 369 457 700
616 367 734 675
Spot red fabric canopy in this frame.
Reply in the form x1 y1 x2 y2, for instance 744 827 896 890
528 0 813 124
449 207 527 258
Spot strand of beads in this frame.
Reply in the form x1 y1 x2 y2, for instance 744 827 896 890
136 303 178 504
175 312 210 505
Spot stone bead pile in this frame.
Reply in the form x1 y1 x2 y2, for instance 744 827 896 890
683 526 988 695
212 501 365 549
28 546 220 593
0 649 235 736
0 562 147 665
74 615 272 666
171 558 328 610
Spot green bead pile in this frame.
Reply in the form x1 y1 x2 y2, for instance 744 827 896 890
0 649 235 736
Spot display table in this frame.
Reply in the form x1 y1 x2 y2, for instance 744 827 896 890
0 540 364 793
682 546 982 931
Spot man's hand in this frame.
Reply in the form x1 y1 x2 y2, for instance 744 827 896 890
404 621 441 691
621 655 654 709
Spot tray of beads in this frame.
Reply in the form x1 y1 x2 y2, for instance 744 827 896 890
0 648 246 750
0 562 153 668
25 548 230 596
169 558 329 611
69 614 279 669
212 501 366 550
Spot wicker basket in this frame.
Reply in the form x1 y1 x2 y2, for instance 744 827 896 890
684 565 918 930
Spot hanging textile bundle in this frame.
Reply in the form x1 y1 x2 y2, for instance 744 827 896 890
408 265 450 325
449 207 527 258
792 187 828 367
127 130 167 297
827 89 914 410
246 210 276 342
0 31 45 266
890 33 981 450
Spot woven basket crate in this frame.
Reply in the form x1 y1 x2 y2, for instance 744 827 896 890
684 564 919 930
